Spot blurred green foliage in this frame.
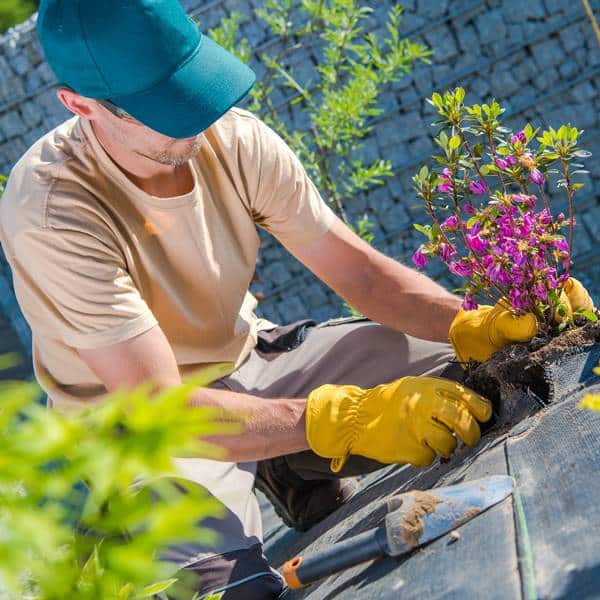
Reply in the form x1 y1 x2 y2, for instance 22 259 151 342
0 363 236 598
0 0 38 33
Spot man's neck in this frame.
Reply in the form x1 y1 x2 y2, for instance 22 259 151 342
90 120 194 198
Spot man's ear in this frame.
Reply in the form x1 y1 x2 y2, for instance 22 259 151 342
56 87 96 119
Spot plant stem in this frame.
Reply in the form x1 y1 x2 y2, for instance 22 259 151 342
486 130 507 194
458 136 491 194
560 158 575 260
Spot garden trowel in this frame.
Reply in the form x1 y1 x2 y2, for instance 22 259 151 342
282 475 513 589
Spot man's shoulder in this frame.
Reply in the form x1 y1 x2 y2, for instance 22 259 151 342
0 117 105 244
209 106 263 142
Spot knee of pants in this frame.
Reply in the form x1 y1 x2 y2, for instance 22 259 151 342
173 543 286 599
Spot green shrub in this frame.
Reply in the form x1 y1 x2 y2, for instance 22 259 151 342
0 365 235 599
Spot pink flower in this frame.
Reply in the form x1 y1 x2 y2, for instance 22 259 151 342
441 215 459 230
438 182 453 194
412 247 428 269
546 268 559 289
505 155 517 166
462 293 478 311
531 254 545 270
449 260 473 277
510 131 526 144
496 157 509 169
553 237 569 252
468 179 486 195
439 243 456 263
533 282 548 301
463 204 475 214
537 209 552 226
530 168 545 186
466 233 489 254
508 287 530 311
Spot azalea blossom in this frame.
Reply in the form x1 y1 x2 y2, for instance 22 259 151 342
468 179 486 195
412 247 428 269
530 168 545 186
462 293 478 310
441 215 459 230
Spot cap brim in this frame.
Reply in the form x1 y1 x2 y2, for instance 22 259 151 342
110 35 256 138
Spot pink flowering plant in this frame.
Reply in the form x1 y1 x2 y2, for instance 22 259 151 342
412 87 597 336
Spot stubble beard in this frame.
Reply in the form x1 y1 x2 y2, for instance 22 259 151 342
137 137 203 166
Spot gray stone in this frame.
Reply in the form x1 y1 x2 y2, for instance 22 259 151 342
559 59 578 79
471 77 491 99
531 39 562 70
475 10 506 43
263 261 291 286
0 75 25 106
394 111 423 143
24 67 42 94
35 61 56 84
413 66 432 96
280 295 308 322
398 84 419 107
20 100 43 128
304 284 329 309
418 0 448 20
456 25 479 54
581 210 600 243
544 0 569 12
10 52 29 76
399 12 425 33
380 205 411 232
36 88 63 116
409 135 434 157
426 29 458 63
490 68 520 97
570 81 597 102
432 64 452 86
0 111 25 140
559 22 582 54
0 54 12 79
522 0 546 19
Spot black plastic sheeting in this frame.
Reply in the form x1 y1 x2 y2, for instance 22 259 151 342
261 344 600 599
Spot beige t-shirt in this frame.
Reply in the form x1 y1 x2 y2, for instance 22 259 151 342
0 107 336 411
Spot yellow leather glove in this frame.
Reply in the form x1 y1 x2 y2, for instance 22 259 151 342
306 376 492 471
449 277 594 365
448 302 537 366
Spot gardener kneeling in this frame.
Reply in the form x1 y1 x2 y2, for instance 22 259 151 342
0 1 593 598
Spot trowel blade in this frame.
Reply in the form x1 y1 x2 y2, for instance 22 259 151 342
384 475 514 556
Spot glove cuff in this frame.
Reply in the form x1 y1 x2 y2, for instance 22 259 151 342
306 384 365 469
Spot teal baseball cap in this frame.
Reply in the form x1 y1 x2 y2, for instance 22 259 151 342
36 0 256 139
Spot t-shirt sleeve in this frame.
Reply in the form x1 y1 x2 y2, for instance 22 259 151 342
12 225 157 350
246 117 336 247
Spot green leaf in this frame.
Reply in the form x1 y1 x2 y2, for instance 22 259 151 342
137 578 178 598
449 135 461 150
575 309 598 322
413 223 432 240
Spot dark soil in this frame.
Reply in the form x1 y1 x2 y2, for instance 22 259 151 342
464 320 600 432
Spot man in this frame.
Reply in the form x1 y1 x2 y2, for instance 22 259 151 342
0 0 592 598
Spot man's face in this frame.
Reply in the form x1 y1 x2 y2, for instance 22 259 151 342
95 101 203 167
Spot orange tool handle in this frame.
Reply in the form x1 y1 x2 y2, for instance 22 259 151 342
282 527 387 589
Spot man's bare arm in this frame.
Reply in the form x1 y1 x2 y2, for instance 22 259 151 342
291 216 461 342
77 325 308 462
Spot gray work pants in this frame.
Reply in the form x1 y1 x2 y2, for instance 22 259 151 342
167 317 457 599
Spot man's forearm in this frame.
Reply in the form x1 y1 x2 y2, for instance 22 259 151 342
353 253 462 342
188 386 309 462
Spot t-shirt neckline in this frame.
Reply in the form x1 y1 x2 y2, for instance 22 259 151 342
78 116 200 209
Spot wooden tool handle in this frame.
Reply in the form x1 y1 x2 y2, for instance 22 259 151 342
282 527 386 589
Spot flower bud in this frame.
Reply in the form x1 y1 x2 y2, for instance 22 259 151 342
530 168 545 186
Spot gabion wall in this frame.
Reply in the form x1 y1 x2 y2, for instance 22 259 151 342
0 0 598 364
